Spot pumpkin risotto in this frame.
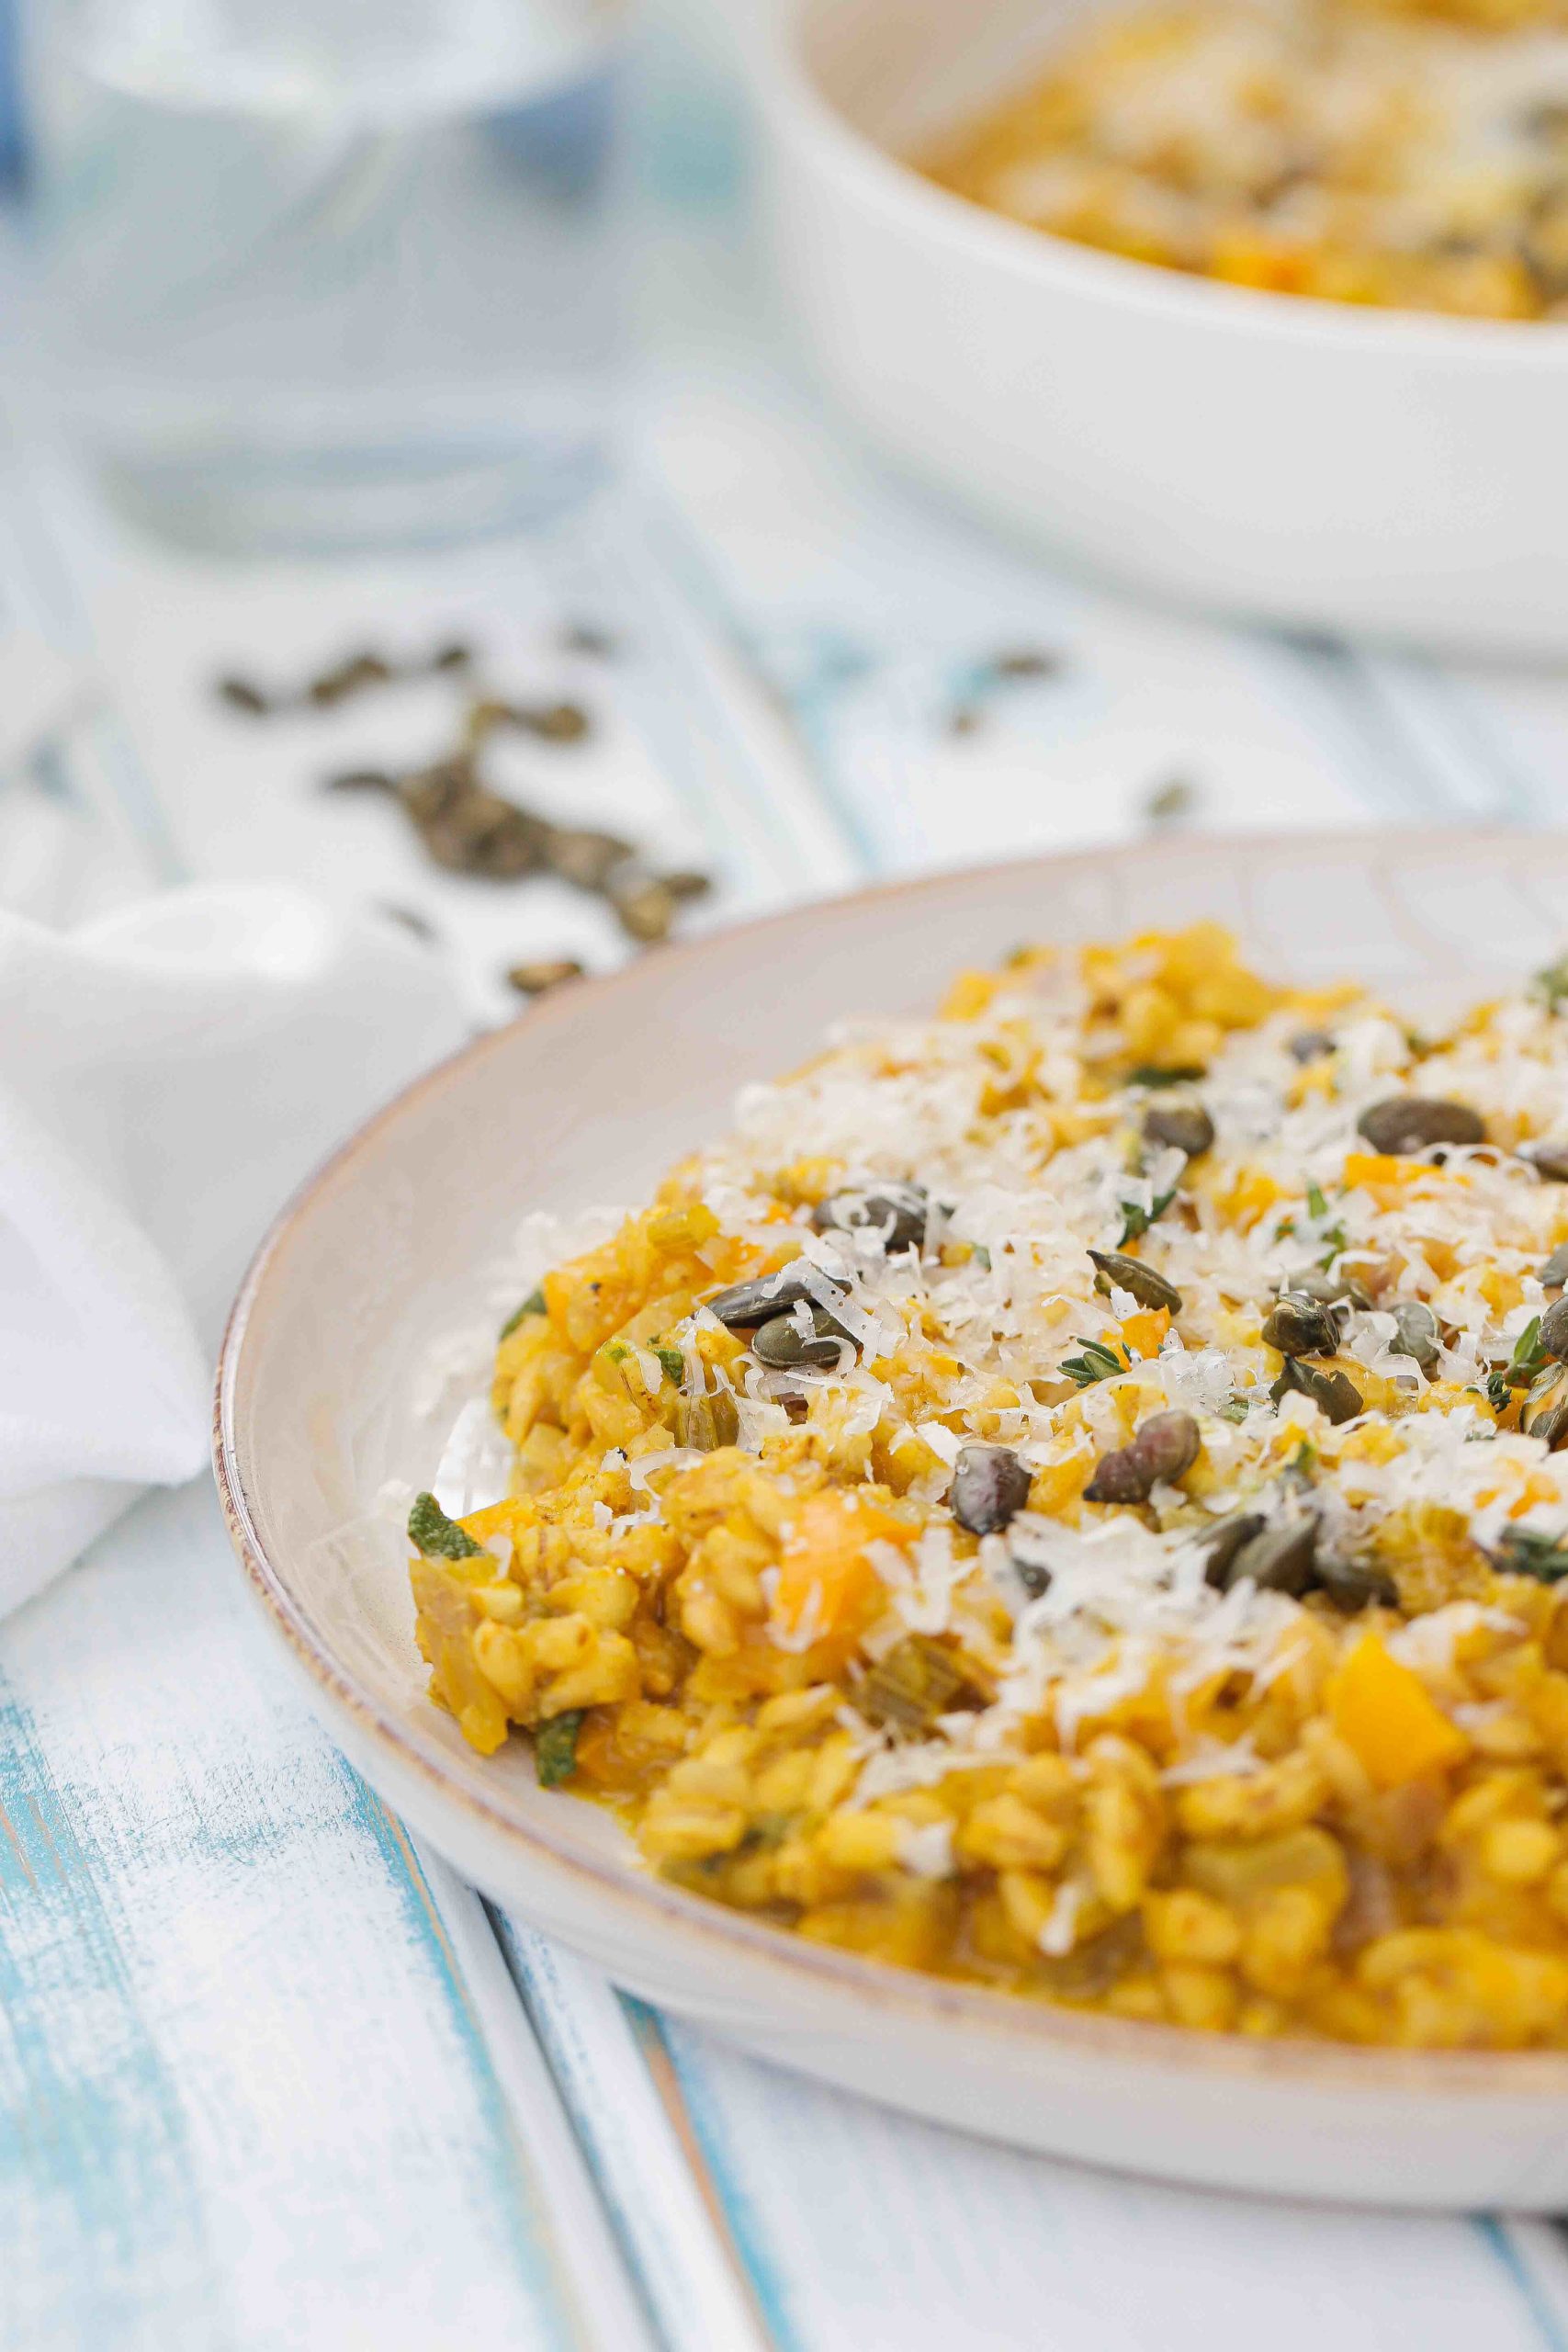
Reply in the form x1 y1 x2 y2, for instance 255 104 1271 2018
921 0 1568 322
411 928 1568 2048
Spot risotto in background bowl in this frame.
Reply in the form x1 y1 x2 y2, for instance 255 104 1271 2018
219 831 1568 2210
750 0 1568 655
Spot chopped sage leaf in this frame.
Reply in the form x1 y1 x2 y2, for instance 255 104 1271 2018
1126 1063 1206 1089
1061 1336 1126 1388
536 1710 584 1787
1533 955 1568 1014
1118 1186 1177 1247
1493 1528 1568 1582
652 1344 686 1384
408 1491 483 1560
499 1284 547 1339
1488 1316 1547 1409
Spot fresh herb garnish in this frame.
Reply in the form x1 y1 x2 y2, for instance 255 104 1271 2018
408 1491 483 1560
1487 1316 1547 1411
535 1710 584 1787
1127 1063 1206 1089
1060 1336 1127 1387
652 1344 686 1384
1302 1180 1349 1267
971 1244 992 1272
499 1284 547 1340
1217 1396 1251 1423
1493 1527 1568 1583
1118 1187 1177 1247
1533 956 1568 1015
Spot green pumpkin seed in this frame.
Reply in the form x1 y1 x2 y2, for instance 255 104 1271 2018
1224 1516 1319 1596
675 1389 741 1451
1284 1269 1373 1311
1198 1512 1267 1589
1356 1097 1485 1156
1089 1250 1182 1315
753 1306 852 1370
1389 1300 1441 1374
1542 1244 1568 1290
1526 1142 1568 1182
705 1268 821 1327
951 1445 1032 1535
814 1183 930 1255
1141 1100 1214 1157
1542 1296 1568 1363
861 1634 969 1734
1271 1358 1363 1424
1261 1295 1339 1358
1084 1409 1199 1505
1314 1554 1398 1611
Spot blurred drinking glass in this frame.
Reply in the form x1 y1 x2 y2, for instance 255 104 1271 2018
21 0 626 551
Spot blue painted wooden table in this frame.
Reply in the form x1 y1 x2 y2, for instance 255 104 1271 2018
6 190 1568 2352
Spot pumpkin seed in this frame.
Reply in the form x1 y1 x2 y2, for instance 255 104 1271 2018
705 1268 821 1327
1389 1300 1441 1374
862 1634 968 1734
1271 1358 1363 1424
1084 1408 1199 1505
610 871 677 946
1543 1296 1568 1363
1141 1099 1213 1157
951 1445 1032 1536
1224 1515 1319 1596
1355 1097 1485 1156
324 766 398 794
544 826 636 893
753 1306 852 1370
814 1183 930 1255
379 902 439 943
1314 1553 1398 1611
990 647 1061 681
516 700 592 744
308 650 392 706
1198 1511 1267 1589
1542 1243 1568 1290
1126 1063 1207 1089
1089 1249 1182 1314
559 620 617 659
1287 1029 1335 1064
507 958 585 998
1012 1557 1053 1600
675 1389 740 1452
1261 1294 1339 1358
1525 1142 1568 1182
1283 1268 1373 1311
660 869 713 904
1142 775 1197 829
428 640 474 673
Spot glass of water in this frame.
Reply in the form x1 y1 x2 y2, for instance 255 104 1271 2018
21 0 626 552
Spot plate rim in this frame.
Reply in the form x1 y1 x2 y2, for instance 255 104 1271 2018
215 826 1568 2098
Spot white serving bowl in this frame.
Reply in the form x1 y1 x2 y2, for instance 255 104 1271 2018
752 0 1568 657
218 830 1568 2210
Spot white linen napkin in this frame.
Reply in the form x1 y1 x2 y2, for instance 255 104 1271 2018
0 885 468 1619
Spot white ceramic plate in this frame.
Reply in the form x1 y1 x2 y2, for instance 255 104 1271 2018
753 0 1568 657
218 831 1568 2210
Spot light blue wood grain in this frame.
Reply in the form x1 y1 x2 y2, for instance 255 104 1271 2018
0 1484 589 2352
